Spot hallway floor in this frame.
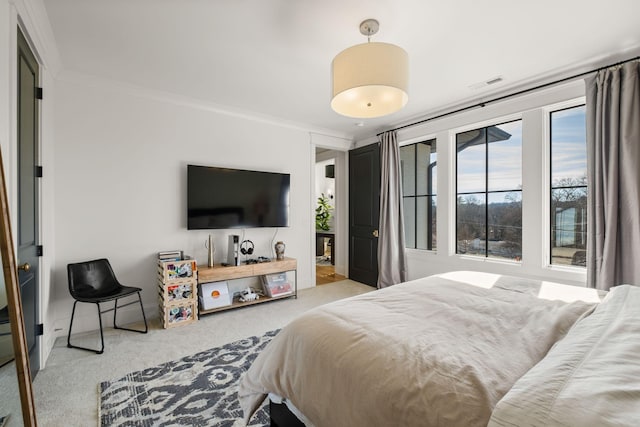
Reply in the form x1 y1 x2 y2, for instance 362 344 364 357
316 262 345 285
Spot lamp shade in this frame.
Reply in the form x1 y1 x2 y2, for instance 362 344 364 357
331 42 408 118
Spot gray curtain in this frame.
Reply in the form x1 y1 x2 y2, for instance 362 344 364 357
377 131 408 288
586 61 640 290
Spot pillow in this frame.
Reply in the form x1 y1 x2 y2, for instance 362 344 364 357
488 285 640 427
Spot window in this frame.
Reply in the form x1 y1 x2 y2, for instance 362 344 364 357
456 120 522 260
400 139 437 250
550 105 587 266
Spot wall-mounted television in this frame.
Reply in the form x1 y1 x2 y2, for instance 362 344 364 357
187 165 290 229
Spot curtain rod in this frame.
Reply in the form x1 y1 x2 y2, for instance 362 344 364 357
378 54 640 137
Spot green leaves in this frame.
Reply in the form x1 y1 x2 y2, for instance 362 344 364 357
315 193 333 231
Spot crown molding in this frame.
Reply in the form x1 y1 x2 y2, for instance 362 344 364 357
11 0 62 74
57 70 354 143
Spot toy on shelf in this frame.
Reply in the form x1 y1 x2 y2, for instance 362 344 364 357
239 287 262 302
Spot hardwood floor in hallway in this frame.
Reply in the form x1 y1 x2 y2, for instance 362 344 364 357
316 264 345 285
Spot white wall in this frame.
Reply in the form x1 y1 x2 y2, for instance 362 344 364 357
50 75 314 336
356 81 589 287
0 0 60 367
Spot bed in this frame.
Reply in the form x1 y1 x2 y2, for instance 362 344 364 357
239 271 640 427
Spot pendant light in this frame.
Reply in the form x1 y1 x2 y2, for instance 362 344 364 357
331 19 409 118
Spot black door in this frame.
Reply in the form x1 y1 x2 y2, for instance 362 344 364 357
17 29 40 377
349 143 380 287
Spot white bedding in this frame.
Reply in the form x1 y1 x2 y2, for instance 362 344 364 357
489 284 640 427
239 271 600 427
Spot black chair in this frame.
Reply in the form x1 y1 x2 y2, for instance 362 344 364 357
0 305 10 337
0 305 14 368
67 258 147 354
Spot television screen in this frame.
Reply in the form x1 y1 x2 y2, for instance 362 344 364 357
187 165 290 229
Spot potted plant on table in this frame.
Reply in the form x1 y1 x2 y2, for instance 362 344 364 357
315 193 333 231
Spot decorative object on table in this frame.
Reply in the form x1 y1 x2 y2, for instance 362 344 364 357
98 330 279 426
274 241 286 261
157 259 198 328
239 287 261 303
205 235 215 267
315 193 333 231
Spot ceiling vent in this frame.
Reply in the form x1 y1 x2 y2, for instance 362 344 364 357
468 76 504 90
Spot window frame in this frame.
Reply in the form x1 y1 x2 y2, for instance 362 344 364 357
545 99 588 270
400 138 437 251
453 116 524 261
386 84 587 284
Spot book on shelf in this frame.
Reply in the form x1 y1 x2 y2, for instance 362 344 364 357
158 250 182 256
261 272 293 297
158 250 184 262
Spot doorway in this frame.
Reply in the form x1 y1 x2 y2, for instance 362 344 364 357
315 148 345 285
17 29 41 377
348 143 380 287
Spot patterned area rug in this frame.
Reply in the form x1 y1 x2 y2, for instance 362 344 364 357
316 256 331 266
99 330 279 426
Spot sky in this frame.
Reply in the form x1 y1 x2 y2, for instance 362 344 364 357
457 120 523 194
551 105 587 185
403 105 587 203
457 106 587 197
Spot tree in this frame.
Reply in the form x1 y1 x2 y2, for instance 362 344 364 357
552 176 587 203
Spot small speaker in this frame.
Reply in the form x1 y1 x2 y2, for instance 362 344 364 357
325 164 335 178
227 235 240 266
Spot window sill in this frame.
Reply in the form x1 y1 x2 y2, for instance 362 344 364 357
454 254 522 266
405 248 437 256
546 263 587 274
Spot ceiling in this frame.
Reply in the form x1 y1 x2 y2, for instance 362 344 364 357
42 0 640 141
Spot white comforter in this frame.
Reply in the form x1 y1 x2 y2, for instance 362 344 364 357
489 284 640 427
239 272 600 427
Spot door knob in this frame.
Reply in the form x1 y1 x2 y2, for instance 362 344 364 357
18 262 30 272
372 230 379 238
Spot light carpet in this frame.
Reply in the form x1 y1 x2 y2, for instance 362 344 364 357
99 329 278 426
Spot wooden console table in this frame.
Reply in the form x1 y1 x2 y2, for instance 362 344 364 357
316 232 334 265
198 257 297 315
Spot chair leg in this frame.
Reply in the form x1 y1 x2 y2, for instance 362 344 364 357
67 301 105 354
113 292 148 334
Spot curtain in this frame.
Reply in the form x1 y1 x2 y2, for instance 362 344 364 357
586 61 640 290
377 130 408 288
